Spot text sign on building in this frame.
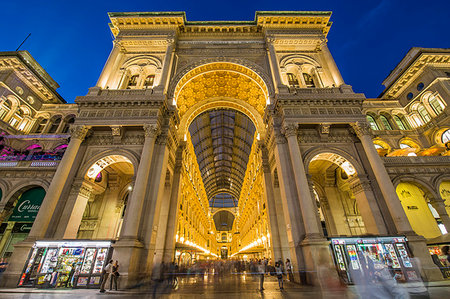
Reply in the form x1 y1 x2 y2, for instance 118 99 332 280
9 188 45 222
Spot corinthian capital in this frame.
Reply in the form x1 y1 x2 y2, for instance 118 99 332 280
70 125 89 141
350 121 371 138
283 124 298 138
143 124 160 138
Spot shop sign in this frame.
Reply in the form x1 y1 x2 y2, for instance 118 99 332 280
12 222 33 233
9 191 44 222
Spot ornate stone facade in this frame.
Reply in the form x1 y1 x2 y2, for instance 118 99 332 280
0 11 449 288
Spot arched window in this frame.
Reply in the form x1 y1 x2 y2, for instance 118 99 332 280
411 114 423 127
126 74 139 89
393 115 407 130
143 74 155 88
417 104 431 123
287 73 299 87
366 115 379 130
429 96 445 115
442 129 450 144
35 118 48 133
61 116 75 133
0 100 11 119
379 115 393 130
400 143 412 149
9 109 23 128
48 117 61 133
303 73 315 88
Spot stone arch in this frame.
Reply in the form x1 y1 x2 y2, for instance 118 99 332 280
432 174 450 192
122 55 162 70
78 148 140 179
432 127 450 145
212 208 236 216
303 146 365 176
168 58 274 100
392 175 439 201
178 97 265 140
0 178 10 203
279 54 321 69
398 137 421 149
2 179 50 206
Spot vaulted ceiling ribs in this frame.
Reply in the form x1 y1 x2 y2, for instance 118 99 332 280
188 109 256 208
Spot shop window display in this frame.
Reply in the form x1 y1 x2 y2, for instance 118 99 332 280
330 236 418 284
18 241 112 289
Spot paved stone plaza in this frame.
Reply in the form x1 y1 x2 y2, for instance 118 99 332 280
1 275 449 298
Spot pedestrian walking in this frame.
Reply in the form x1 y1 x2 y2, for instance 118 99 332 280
257 260 265 291
275 261 284 290
110 260 120 291
285 259 294 282
100 259 113 293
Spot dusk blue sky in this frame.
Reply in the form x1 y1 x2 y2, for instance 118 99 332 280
2 1 449 102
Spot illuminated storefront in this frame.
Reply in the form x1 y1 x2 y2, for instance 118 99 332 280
18 240 112 288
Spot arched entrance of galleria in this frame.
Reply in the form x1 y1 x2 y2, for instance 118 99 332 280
2 61 444 288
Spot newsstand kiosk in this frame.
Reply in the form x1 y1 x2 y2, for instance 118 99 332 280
17 240 113 288
330 236 420 284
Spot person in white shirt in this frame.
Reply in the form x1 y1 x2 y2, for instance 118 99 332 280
100 260 113 293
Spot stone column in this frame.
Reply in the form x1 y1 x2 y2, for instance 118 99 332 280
266 37 287 93
261 145 283 261
155 37 175 94
162 144 184 262
141 130 171 275
318 196 338 236
97 40 123 88
112 124 159 286
0 222 14 255
283 124 322 239
430 197 450 232
28 125 89 240
351 121 443 281
348 176 388 235
54 179 93 239
351 122 413 235
120 124 159 240
319 40 344 86
283 124 334 286
272 126 305 283
0 125 89 288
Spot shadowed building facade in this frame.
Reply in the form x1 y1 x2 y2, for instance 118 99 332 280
0 11 449 288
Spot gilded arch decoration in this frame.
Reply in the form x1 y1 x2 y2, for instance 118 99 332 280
168 58 274 100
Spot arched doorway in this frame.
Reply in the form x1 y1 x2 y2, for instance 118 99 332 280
308 152 366 236
0 186 46 259
76 155 134 239
396 182 442 239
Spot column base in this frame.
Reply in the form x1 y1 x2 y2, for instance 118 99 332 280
0 240 35 288
406 235 444 282
112 238 145 288
300 236 339 286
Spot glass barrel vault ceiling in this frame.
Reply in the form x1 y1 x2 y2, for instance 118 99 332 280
188 109 256 208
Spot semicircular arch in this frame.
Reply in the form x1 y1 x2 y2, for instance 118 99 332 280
168 58 274 101
3 179 50 205
78 148 139 179
178 97 265 139
392 175 439 200
303 146 365 176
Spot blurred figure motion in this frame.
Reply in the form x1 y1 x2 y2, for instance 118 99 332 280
351 248 410 299
316 247 347 298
